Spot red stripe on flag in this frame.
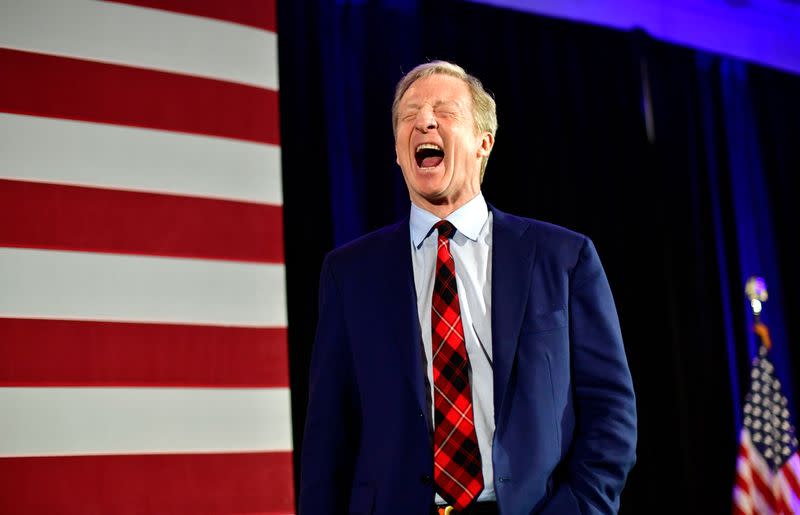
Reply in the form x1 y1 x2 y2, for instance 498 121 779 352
0 452 294 515
738 441 750 460
776 490 790 515
781 462 800 499
0 179 284 264
750 461 777 510
732 501 749 515
106 0 277 32
0 318 288 387
0 49 280 145
735 470 751 496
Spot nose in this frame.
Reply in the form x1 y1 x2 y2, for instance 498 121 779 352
415 107 437 132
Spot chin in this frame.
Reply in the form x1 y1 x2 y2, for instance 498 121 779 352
416 169 450 191
415 164 445 177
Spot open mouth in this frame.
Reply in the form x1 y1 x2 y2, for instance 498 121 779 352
415 143 444 169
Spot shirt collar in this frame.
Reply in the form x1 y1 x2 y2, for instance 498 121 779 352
409 192 489 248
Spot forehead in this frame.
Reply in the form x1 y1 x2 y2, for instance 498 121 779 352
399 74 472 107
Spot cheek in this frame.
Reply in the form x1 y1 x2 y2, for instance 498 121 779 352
395 143 409 162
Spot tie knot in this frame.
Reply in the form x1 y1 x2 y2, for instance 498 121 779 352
434 220 456 239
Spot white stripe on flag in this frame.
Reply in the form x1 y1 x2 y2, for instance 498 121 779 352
0 0 278 90
733 486 754 515
0 113 282 205
0 248 287 327
0 387 292 457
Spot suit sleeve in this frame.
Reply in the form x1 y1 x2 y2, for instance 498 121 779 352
298 254 360 514
539 237 637 515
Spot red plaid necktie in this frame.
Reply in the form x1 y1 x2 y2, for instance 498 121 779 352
431 220 484 510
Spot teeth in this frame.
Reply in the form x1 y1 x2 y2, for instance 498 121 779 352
415 143 442 152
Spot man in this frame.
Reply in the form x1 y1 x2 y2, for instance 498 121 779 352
300 61 636 515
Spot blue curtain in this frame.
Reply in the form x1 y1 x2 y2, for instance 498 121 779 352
698 53 796 437
318 0 422 245
278 0 800 510
716 57 794 420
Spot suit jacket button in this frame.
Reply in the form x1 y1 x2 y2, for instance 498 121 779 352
420 474 432 485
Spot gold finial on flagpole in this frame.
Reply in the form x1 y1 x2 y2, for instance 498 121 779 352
745 276 772 350
745 276 768 317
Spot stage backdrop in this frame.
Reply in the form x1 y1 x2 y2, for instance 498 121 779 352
278 0 800 512
0 1 293 514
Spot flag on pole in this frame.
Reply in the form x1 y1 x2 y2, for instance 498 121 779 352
733 320 800 514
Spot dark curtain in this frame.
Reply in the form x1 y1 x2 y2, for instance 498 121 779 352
278 1 800 512
750 66 800 398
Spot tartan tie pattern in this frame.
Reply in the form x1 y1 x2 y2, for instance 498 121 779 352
431 220 484 510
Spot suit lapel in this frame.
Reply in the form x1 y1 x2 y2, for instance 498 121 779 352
375 206 537 423
490 206 537 419
380 217 428 414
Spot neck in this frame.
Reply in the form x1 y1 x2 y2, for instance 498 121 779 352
413 191 480 219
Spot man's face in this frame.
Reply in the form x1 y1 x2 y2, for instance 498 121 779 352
395 74 493 214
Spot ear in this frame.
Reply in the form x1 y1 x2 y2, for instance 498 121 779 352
395 143 400 166
477 132 494 158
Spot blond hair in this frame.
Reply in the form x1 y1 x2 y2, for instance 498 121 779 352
392 61 498 179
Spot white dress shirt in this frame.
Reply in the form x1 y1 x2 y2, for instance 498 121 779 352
409 192 495 504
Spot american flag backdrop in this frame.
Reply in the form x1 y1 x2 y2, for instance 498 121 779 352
734 324 800 515
0 1 294 513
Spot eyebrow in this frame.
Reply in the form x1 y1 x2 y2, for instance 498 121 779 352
402 100 463 110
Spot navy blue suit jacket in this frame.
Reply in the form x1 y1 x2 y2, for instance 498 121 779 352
300 206 637 514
